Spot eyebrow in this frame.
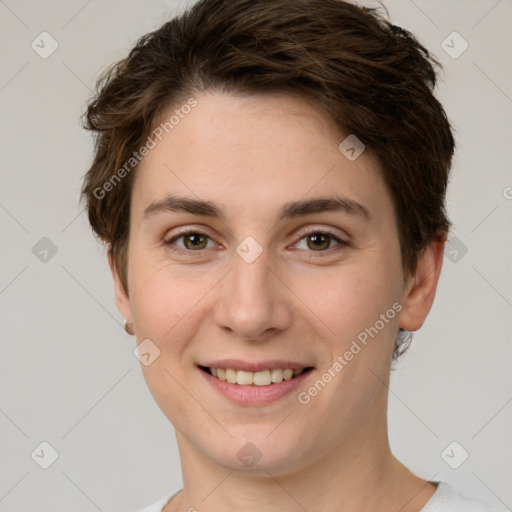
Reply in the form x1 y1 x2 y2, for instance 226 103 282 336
142 193 371 222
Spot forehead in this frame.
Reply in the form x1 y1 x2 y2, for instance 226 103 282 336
131 91 393 223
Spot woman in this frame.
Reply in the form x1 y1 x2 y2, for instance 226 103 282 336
81 0 503 510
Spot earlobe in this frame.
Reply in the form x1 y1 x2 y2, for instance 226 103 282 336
107 243 133 330
398 235 446 332
123 320 135 335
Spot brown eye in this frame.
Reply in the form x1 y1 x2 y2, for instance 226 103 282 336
182 233 208 250
165 230 215 253
306 233 332 251
294 231 344 252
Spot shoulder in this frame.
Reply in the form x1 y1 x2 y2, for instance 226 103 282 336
421 482 506 512
133 489 181 512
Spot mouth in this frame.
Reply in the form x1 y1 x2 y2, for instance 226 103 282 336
198 365 315 386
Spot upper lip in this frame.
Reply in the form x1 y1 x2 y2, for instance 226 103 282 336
199 359 314 372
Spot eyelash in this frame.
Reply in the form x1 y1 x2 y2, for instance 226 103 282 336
164 227 348 258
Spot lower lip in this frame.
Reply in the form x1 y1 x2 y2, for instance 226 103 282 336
199 367 314 406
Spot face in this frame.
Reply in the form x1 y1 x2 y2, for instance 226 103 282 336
111 91 440 475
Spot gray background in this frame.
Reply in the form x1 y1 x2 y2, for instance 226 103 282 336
0 0 510 510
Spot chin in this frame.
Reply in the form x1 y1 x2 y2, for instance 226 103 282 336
203 429 311 475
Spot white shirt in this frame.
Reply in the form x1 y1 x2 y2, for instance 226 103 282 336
135 482 505 512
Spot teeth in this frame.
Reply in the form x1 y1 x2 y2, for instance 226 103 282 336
253 370 271 386
225 368 237 384
206 366 307 386
283 369 293 380
270 369 283 383
236 370 254 385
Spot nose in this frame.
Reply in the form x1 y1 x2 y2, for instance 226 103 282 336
213 248 293 341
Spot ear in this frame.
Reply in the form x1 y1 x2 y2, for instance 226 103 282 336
107 243 132 325
398 234 446 332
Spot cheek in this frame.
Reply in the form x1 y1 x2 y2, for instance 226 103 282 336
294 259 401 346
127 261 206 418
127 254 226 371
130 267 197 342
292 264 400 428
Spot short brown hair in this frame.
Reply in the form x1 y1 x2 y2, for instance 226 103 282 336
81 0 455 359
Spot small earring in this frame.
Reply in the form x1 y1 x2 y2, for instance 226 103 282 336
124 320 135 335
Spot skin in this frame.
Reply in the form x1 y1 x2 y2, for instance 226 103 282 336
109 91 445 512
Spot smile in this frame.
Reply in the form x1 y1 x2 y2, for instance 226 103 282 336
200 366 314 386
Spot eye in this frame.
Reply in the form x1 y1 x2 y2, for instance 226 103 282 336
293 229 347 254
164 229 216 253
164 227 348 257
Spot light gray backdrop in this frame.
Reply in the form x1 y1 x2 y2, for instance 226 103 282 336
0 0 510 510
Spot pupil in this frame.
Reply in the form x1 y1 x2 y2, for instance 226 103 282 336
309 234 328 250
186 234 205 249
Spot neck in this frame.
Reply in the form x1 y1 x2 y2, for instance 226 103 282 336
165 397 436 512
